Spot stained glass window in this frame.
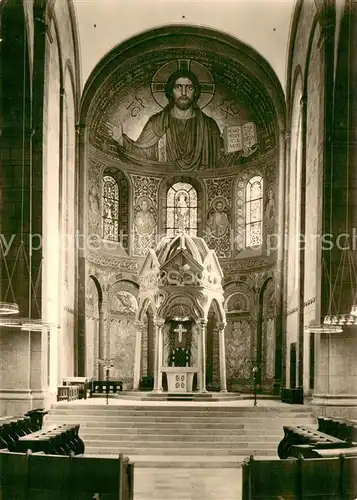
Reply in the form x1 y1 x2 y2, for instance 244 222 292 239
245 176 263 247
102 175 119 241
166 182 198 237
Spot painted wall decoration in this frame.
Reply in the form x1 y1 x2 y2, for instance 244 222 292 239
112 291 138 314
204 177 233 258
225 319 252 383
134 197 156 236
87 158 105 236
92 58 264 171
131 174 160 256
107 280 139 388
265 186 276 223
226 292 250 314
109 317 137 387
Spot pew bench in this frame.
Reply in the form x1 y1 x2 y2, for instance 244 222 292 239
242 454 357 499
12 424 85 455
0 411 46 451
318 416 357 442
0 450 134 500
277 424 351 459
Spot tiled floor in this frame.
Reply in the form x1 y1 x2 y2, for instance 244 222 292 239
134 468 242 500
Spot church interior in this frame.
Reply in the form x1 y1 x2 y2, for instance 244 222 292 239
0 0 357 498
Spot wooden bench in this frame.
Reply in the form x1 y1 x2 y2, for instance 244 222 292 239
24 408 48 429
0 450 134 500
0 414 44 451
318 416 357 442
90 380 123 397
242 454 357 499
57 385 80 402
277 424 350 459
13 424 85 455
62 377 92 399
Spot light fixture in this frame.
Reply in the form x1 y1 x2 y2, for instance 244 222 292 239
0 302 19 315
350 304 357 317
0 20 42 327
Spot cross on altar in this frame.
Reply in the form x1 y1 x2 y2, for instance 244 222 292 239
174 323 187 343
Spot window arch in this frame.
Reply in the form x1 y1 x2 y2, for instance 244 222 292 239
166 182 198 236
245 175 263 247
102 175 119 241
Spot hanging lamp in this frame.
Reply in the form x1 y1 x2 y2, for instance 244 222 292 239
321 66 357 329
0 19 41 328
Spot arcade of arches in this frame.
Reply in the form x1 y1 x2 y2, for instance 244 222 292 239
1 0 357 417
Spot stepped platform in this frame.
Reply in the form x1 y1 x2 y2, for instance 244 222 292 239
114 391 246 401
45 396 315 468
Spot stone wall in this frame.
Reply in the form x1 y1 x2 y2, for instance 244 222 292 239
0 0 80 415
285 0 324 392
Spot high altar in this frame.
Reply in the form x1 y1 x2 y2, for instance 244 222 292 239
134 232 227 393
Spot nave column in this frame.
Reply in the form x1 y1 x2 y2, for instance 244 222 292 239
198 319 207 393
153 318 165 392
217 322 227 392
133 321 144 390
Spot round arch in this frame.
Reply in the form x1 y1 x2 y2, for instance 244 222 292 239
80 25 285 130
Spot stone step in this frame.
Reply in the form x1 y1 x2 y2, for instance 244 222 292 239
46 411 313 421
44 419 314 434
78 429 283 439
84 437 279 448
83 446 277 456
50 403 310 413
48 410 312 420
46 401 313 466
83 453 269 468
79 432 281 443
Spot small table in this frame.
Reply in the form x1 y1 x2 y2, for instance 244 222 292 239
161 367 198 392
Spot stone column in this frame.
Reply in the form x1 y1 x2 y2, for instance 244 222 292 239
98 304 105 379
273 129 287 394
297 96 307 391
153 318 165 392
133 322 144 390
217 322 227 392
199 319 208 393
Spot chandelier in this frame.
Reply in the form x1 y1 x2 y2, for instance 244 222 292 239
321 215 357 329
0 19 41 327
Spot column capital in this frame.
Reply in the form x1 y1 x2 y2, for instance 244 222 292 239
197 318 208 326
153 318 165 327
217 322 227 331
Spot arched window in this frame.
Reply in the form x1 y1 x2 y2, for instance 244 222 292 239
245 175 263 247
102 175 119 241
166 182 198 237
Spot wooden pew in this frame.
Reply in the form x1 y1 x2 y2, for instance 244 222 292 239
242 454 357 499
277 424 350 459
318 416 357 442
0 416 38 451
13 424 85 455
0 450 134 500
